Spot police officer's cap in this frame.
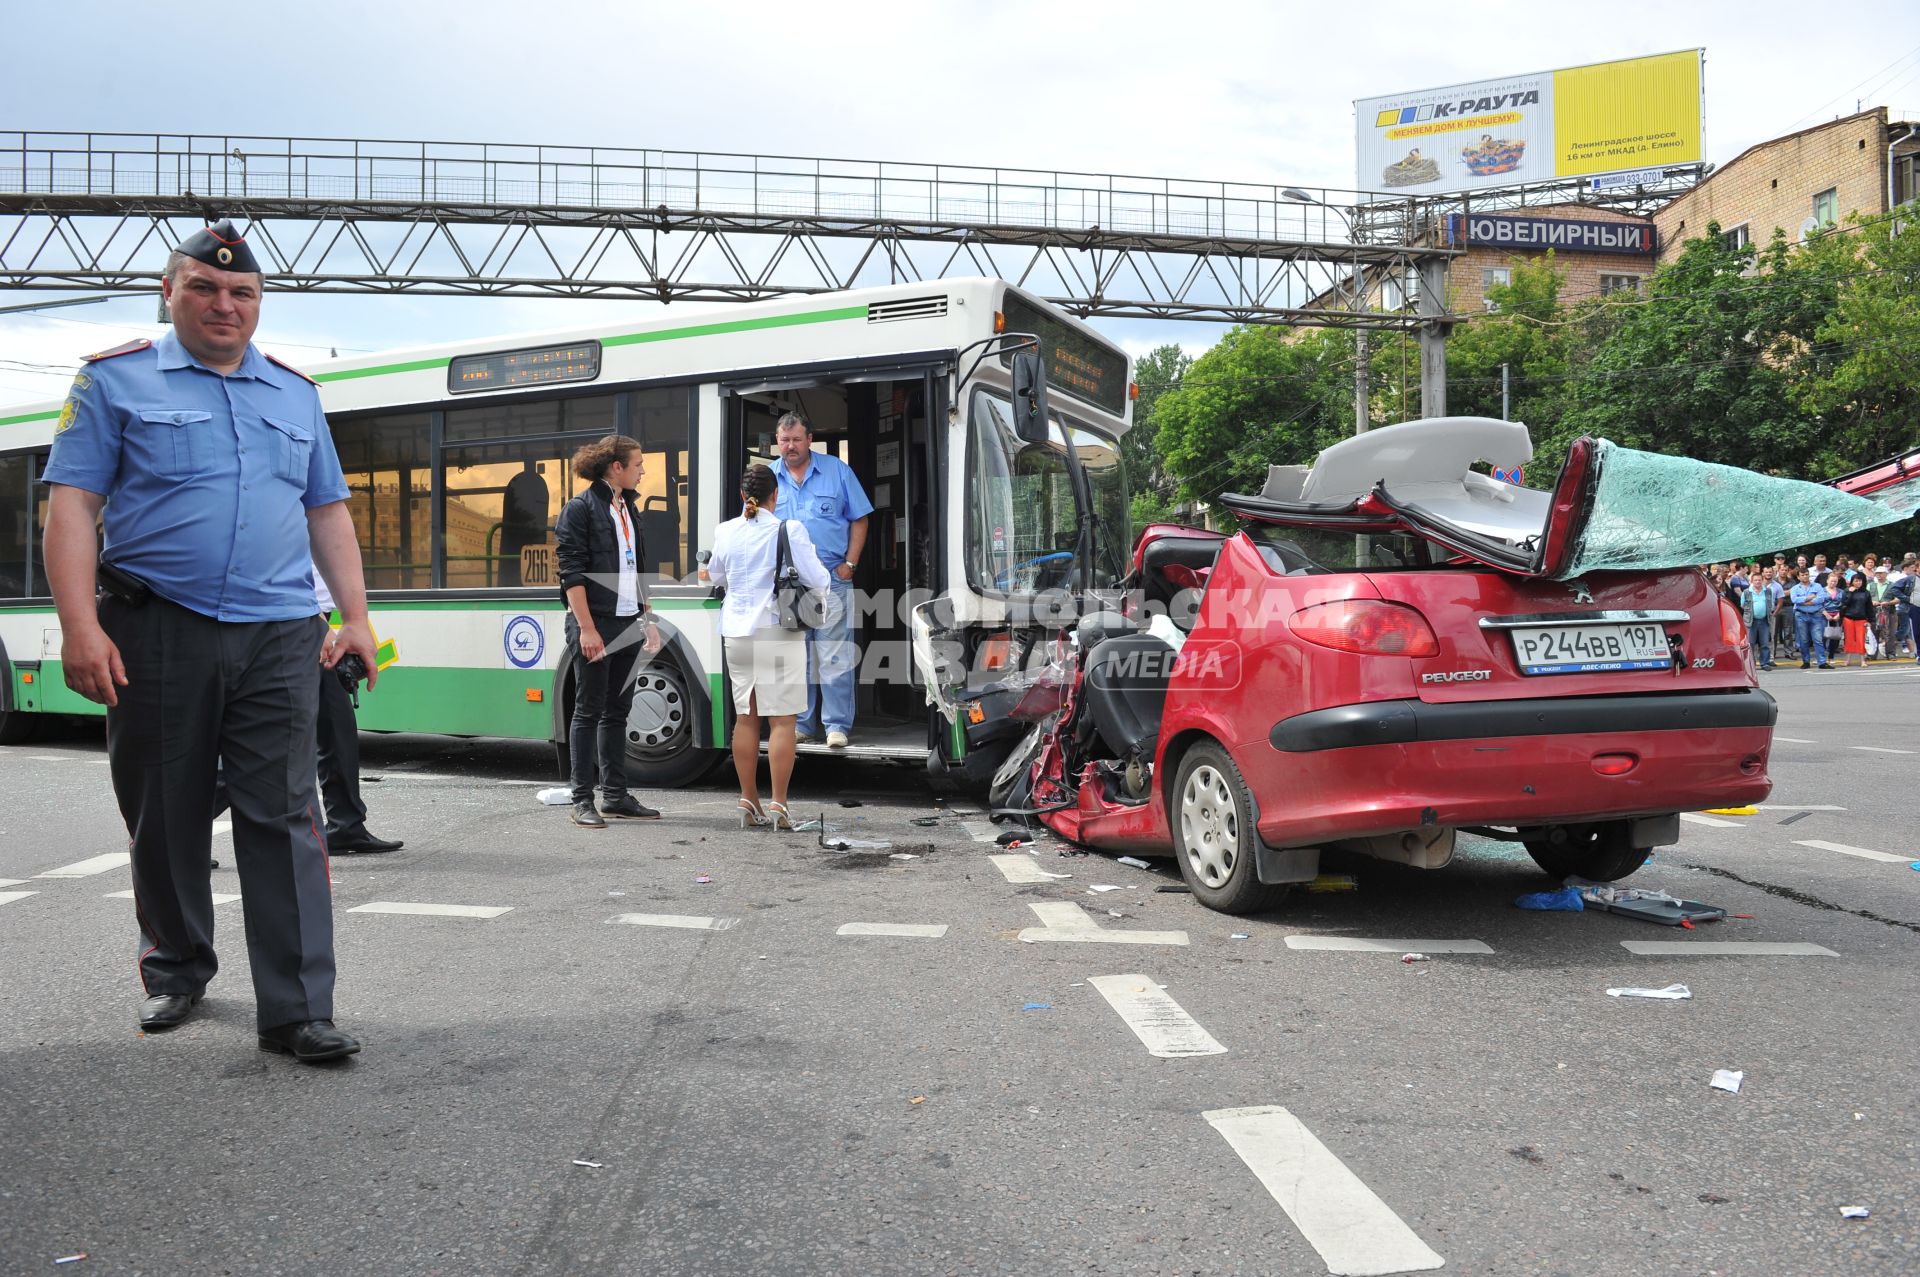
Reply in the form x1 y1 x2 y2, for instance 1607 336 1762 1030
176 220 261 274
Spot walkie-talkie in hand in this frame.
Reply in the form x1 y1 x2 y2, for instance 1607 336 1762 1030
335 653 369 708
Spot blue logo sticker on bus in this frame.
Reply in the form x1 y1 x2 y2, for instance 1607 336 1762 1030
503 614 546 668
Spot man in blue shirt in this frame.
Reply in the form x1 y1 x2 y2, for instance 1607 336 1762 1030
773 411 873 748
41 221 377 1063
1787 567 1832 670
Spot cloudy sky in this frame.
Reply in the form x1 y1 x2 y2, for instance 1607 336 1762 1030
2 0 1917 407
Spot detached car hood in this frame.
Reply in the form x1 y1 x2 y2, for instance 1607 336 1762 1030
1219 416 1915 580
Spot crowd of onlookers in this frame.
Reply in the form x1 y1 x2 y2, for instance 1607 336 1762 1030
1709 550 1920 671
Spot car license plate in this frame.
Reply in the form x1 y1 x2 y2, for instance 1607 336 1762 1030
1509 622 1672 675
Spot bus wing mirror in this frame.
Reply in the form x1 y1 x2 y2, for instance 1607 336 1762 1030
1010 351 1052 445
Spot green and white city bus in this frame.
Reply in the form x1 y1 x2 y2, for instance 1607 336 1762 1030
0 279 1133 787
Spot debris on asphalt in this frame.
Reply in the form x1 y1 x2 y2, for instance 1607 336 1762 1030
889 852 918 860
1401 953 1428 964
909 1096 926 1104
54 1257 86 1266
536 787 571 805
1703 806 1758 816
608 891 625 896
1306 874 1359 893
995 830 1028 847
1156 884 1192 894
1840 1206 1871 1220
1582 888 1726 926
1116 856 1151 869
792 818 838 833
1606 983 1692 999
1088 884 1123 893
1106 909 1125 918
695 875 712 884
823 836 893 851
1021 1002 1050 1011
839 799 864 808
571 1159 604 1169
910 817 941 827
1516 886 1585 911
1229 932 1251 940
1709 1069 1745 1094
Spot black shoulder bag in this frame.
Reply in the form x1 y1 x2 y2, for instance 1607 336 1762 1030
774 521 829 632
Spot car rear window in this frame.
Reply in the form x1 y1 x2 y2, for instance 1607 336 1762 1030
1250 526 1456 574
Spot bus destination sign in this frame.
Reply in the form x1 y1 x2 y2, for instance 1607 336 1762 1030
449 341 603 394
999 294 1128 416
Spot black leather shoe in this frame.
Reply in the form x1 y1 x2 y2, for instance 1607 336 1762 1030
571 801 606 828
258 1019 361 1062
600 796 661 820
140 992 203 1030
330 831 404 854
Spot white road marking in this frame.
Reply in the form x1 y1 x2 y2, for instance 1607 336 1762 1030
961 820 1001 843
1793 839 1911 863
1204 1105 1445 1276
1088 975 1226 1058
608 913 739 931
36 852 130 879
106 889 239 905
1018 901 1189 946
1771 736 1818 744
347 901 513 919
1621 940 1838 956
0 878 26 888
989 854 1070 883
28 754 77 762
0 891 38 906
836 922 949 938
1754 804 1846 811
375 771 470 782
1285 936 1493 954
1850 745 1914 754
1680 812 1741 828
213 820 231 839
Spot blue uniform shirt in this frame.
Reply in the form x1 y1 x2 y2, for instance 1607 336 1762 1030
774 451 873 566
41 331 349 622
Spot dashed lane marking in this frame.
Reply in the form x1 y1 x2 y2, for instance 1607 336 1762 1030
1771 736 1818 744
1793 839 1911 863
28 754 79 762
347 901 513 919
1680 812 1741 828
1754 804 1846 810
1285 936 1493 954
1621 940 1838 956
1087 974 1226 1058
106 889 239 905
0 891 39 906
990 854 1071 883
1204 1105 1446 1276
608 913 739 931
1850 746 1915 754
1018 901 1189 946
960 820 999 843
0 878 27 888
36 852 130 879
836 922 949 938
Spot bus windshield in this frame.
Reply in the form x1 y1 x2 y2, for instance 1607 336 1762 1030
967 389 1128 595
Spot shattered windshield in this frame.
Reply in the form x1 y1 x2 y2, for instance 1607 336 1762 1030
1560 439 1917 579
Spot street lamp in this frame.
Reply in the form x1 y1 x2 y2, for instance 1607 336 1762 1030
1283 190 1370 436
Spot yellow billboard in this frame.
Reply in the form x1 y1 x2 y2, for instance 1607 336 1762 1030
1356 50 1703 194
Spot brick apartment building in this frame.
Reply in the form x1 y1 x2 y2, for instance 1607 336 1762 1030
1652 106 1919 258
1438 203 1657 310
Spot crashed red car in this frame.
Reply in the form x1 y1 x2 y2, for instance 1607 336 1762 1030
1014 417 1782 914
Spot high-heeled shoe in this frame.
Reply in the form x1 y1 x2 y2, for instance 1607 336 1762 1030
737 798 772 828
766 800 795 831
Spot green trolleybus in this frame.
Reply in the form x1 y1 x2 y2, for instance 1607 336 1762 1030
0 279 1133 788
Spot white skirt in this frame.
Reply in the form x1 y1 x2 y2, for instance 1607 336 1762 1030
725 625 810 716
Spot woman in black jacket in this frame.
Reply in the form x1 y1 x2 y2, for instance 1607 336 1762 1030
1839 570 1873 669
555 435 663 828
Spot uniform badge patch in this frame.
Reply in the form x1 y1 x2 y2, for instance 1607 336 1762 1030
70 372 92 395
55 397 78 434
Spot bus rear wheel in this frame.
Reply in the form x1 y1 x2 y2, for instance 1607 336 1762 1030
623 661 719 788
0 704 38 745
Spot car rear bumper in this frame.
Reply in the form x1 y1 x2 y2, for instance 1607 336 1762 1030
1250 693 1774 847
1268 688 1776 753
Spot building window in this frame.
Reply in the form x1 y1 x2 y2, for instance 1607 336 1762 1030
1599 274 1644 296
1812 188 1838 227
1721 224 1750 251
1895 153 1917 207
1482 267 1512 290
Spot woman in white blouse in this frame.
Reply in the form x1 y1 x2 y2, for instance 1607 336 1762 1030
706 464 834 829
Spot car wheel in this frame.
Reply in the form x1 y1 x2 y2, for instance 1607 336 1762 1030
621 661 721 788
1171 741 1288 915
1523 822 1652 882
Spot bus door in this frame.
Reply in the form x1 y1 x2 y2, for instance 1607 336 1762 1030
721 363 945 743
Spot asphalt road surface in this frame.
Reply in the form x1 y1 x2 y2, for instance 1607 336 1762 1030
2 663 1916 1276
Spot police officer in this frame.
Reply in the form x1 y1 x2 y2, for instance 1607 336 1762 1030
42 220 377 1063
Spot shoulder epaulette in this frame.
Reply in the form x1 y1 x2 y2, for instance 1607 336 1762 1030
264 352 319 385
82 339 151 362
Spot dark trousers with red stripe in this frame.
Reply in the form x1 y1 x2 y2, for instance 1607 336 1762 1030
101 596 336 1031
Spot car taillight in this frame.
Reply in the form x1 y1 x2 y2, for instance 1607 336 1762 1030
1719 597 1745 645
1288 600 1439 657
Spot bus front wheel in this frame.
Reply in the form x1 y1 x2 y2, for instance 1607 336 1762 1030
623 661 721 789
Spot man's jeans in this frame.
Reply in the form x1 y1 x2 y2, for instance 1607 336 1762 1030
1794 612 1829 666
1749 618 1772 668
799 574 856 737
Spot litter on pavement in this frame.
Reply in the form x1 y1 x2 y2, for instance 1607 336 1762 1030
1088 884 1124 893
571 1159 603 1168
694 875 712 884
889 852 918 860
1306 874 1359 893
1606 983 1692 999
1229 932 1251 940
1840 1206 1871 1220
1401 953 1429 963
1021 1002 1050 1011
792 818 839 833
536 787 571 805
1116 856 1151 869
1516 886 1585 911
1709 1069 1745 1094
822 836 892 850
